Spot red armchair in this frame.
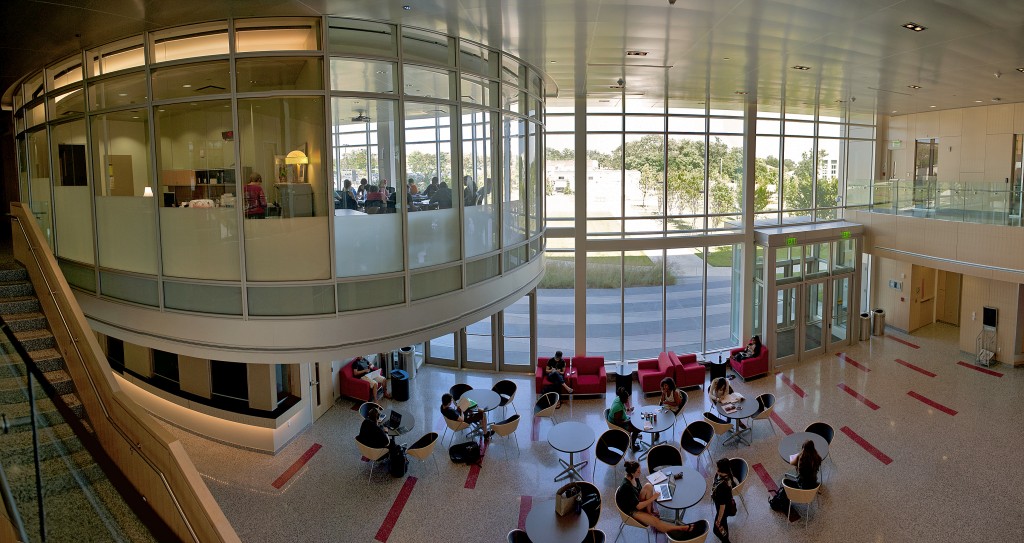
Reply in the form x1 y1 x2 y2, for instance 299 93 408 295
340 357 384 402
728 346 770 381
536 357 552 394
638 352 678 394
569 356 607 396
674 353 705 390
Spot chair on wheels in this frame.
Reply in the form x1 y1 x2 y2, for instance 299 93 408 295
702 412 734 452
533 392 559 437
506 528 531 543
440 415 470 447
614 485 652 543
358 401 384 421
680 420 714 471
666 519 709 543
727 457 749 514
492 414 521 457
450 383 473 401
593 428 630 480
751 393 777 436
782 480 821 527
355 438 388 481
805 421 837 478
645 444 683 474
493 379 518 417
585 528 607 543
406 432 439 475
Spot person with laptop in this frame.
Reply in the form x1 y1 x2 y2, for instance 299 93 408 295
357 405 391 450
544 351 574 406
616 461 697 538
440 393 493 439
351 356 389 399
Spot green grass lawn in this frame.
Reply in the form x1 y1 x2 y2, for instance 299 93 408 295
696 246 734 267
540 254 677 288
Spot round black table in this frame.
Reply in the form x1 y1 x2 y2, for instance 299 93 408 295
650 465 706 523
630 405 676 460
548 421 596 482
714 396 759 446
778 431 829 462
382 409 416 438
524 498 589 543
462 388 501 412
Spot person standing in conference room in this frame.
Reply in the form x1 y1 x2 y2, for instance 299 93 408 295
244 172 267 219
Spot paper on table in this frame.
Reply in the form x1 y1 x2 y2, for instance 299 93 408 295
789 453 799 463
647 471 668 485
723 392 744 404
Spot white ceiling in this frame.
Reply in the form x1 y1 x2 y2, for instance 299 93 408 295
4 0 1024 117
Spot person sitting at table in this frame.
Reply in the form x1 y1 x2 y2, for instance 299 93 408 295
364 185 385 213
607 386 640 451
337 179 358 210
475 177 492 205
356 178 369 200
407 178 419 195
424 176 440 198
357 405 391 450
440 393 492 439
380 178 397 212
707 377 745 428
617 461 698 538
351 356 389 399
782 439 822 489
729 335 762 363
544 351 573 405
652 376 684 442
434 181 453 208
244 172 267 219
463 175 478 207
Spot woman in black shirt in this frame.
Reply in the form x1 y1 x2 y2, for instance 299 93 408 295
615 461 696 537
711 458 734 543
784 440 823 489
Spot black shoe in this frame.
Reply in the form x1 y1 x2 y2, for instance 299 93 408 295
486 430 495 438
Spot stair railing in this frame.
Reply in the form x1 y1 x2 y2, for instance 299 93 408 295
9 203 239 543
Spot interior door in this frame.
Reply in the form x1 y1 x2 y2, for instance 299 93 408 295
830 276 852 345
774 285 799 366
801 279 829 358
309 362 333 422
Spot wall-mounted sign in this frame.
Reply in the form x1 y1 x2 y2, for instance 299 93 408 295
841 230 852 239
888 139 903 150
785 237 797 246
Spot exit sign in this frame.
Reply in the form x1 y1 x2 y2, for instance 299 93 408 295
841 231 851 239
786 237 797 246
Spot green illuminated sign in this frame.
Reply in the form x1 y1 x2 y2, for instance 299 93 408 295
841 231 851 239
786 237 797 246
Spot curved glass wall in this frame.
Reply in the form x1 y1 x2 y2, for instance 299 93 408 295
9 16 546 318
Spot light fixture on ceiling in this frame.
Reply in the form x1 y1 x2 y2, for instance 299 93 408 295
929 105 937 108
626 50 649 57
902 22 926 31
907 85 921 89
118 92 128 97
992 97 1002 102
143 187 154 197
722 57 731 60
403 5 412 10
549 60 556 64
791 65 811 71
182 84 191 88
1017 68 1024 73
892 110 898 114
974 100 984 103
734 91 748 95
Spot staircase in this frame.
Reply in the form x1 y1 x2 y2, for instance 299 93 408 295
0 262 157 543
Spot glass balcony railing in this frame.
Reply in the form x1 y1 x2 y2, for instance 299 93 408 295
846 179 1024 226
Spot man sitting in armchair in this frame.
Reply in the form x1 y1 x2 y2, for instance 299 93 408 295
352 356 390 399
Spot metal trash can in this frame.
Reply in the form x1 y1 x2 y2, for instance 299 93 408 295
390 369 410 401
398 346 415 378
859 313 872 341
872 309 886 336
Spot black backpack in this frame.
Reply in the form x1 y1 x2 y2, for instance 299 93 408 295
448 441 482 465
769 488 790 513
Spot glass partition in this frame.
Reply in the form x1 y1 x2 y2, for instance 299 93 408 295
50 120 94 264
235 57 323 92
46 55 83 92
235 17 321 52
150 22 229 63
26 129 54 248
88 72 147 111
462 108 497 257
402 27 453 67
87 35 145 77
327 19 397 57
503 115 526 244
329 59 395 93
152 61 230 100
406 103 459 268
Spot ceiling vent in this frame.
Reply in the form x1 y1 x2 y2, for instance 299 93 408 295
625 50 649 57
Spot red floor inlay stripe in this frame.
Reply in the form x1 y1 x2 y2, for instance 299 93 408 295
769 411 794 435
751 463 778 492
840 426 892 465
956 360 1004 378
894 358 936 378
375 476 417 542
907 391 958 416
836 352 870 372
350 402 361 411
464 462 482 489
518 495 533 531
837 383 880 410
271 443 322 489
888 335 920 349
778 373 806 398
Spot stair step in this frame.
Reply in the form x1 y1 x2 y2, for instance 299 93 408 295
0 279 34 299
2 422 86 463
0 294 41 314
61 392 86 419
27 348 65 373
44 368 75 397
0 266 28 282
5 448 106 500
3 311 47 332
14 328 56 352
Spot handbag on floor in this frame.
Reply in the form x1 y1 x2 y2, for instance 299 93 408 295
448 441 481 465
769 488 790 513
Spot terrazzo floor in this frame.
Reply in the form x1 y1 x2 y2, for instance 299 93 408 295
164 323 1024 542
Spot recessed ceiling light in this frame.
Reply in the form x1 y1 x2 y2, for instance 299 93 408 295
791 65 811 71
891 110 898 114
722 57 731 61
902 22 926 31
974 100 984 103
182 84 191 88
1017 68 1024 73
132 116 139 119
118 92 128 97
907 85 921 89
735 91 748 95
992 97 1002 102
402 5 412 10
549 60 556 64
626 50 649 57
929 105 937 108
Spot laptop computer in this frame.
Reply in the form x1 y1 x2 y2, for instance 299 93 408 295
384 411 402 430
655 483 673 502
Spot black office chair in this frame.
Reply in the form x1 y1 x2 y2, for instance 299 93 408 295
585 529 607 543
594 428 630 480
646 444 683 474
805 421 837 475
492 379 518 417
680 420 714 470
450 383 473 401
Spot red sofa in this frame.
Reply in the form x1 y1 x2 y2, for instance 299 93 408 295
536 356 607 396
674 353 705 390
728 346 770 381
340 357 377 402
638 352 678 394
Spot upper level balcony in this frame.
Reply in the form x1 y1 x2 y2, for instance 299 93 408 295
848 178 1024 227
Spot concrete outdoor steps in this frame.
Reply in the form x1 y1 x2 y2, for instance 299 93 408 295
0 260 155 542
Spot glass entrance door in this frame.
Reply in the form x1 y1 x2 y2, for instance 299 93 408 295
831 276 851 343
775 285 798 365
802 279 828 358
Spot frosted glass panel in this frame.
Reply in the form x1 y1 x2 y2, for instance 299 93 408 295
100 271 158 306
338 277 404 311
160 208 240 280
248 285 335 316
59 259 96 292
503 115 526 244
408 209 460 268
164 281 242 315
53 186 94 264
244 217 330 281
467 256 499 285
464 204 498 257
334 214 403 277
411 266 461 301
96 197 158 274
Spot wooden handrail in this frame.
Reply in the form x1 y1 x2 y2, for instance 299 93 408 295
9 203 240 543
